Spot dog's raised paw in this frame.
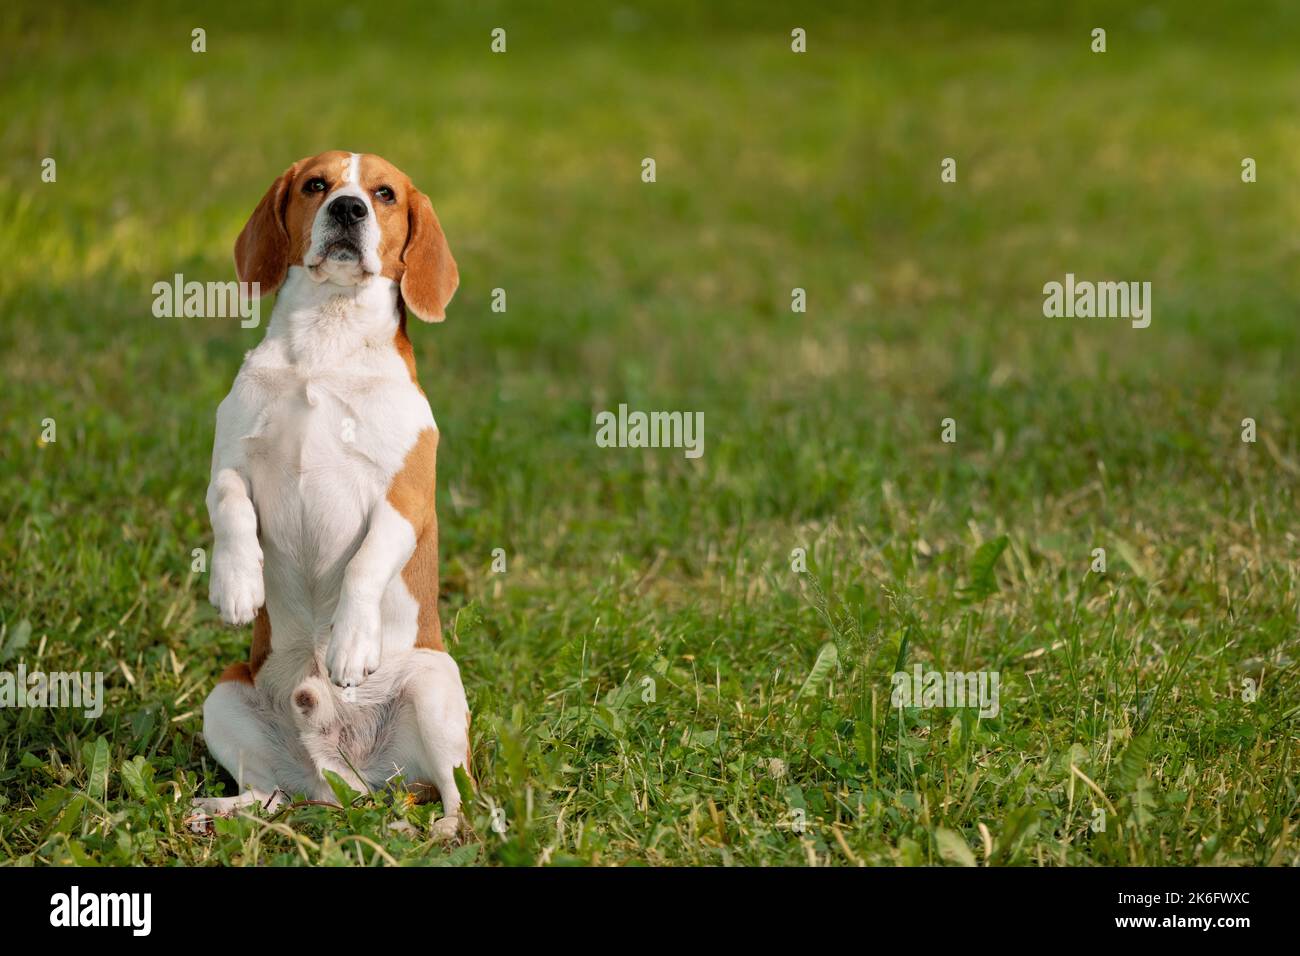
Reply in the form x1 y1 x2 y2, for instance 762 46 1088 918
326 595 382 687
209 552 265 626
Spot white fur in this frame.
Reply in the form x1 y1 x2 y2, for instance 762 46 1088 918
200 262 467 832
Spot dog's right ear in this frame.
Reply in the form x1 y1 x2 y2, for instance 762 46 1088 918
234 161 300 296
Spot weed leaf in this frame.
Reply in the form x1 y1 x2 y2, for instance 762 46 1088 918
958 536 1009 603
797 641 838 701
935 826 977 866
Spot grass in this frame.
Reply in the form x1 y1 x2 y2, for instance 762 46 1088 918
0 0 1298 866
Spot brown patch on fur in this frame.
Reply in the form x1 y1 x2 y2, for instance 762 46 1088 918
406 526 443 650
216 607 272 686
217 661 253 685
388 428 442 650
393 315 421 388
250 606 272 677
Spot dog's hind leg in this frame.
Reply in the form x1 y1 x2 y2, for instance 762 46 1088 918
387 649 471 840
192 666 285 825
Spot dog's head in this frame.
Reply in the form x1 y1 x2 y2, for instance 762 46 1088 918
234 151 458 321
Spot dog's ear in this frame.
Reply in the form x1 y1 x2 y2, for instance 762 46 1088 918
234 161 299 296
400 190 459 323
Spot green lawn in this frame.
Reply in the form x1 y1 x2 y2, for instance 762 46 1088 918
1 0 1297 865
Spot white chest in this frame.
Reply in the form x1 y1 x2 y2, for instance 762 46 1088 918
243 376 379 572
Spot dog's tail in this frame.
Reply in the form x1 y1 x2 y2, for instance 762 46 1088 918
290 674 338 731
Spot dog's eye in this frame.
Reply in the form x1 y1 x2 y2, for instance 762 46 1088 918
303 177 328 194
374 186 395 204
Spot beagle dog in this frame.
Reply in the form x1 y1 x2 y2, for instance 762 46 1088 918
193 151 470 839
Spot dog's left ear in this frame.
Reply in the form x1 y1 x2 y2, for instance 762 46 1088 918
401 191 459 323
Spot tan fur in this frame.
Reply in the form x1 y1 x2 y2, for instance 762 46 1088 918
232 159 299 295
399 190 459 322
250 606 272 678
388 428 442 651
354 153 418 281
394 319 421 388
216 608 271 685
217 661 253 685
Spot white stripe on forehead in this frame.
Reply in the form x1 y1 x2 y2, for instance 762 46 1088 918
345 153 360 185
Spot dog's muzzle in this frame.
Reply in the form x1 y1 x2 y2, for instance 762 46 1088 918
308 192 381 281
323 196 367 261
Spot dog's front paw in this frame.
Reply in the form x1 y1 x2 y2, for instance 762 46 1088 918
209 548 264 626
326 594 382 687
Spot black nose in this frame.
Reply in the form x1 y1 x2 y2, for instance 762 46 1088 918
327 195 367 226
